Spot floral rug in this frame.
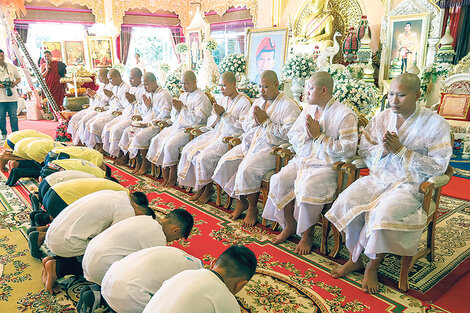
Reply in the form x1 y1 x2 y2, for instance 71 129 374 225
0 163 464 312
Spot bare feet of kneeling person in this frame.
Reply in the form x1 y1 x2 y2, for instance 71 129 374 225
294 229 314 255
43 259 61 294
41 256 54 284
229 199 248 220
243 207 258 227
272 227 296 245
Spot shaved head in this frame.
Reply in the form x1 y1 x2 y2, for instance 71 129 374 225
130 67 143 78
392 73 421 93
221 71 236 84
260 70 279 84
182 70 197 82
307 71 333 95
144 72 157 82
108 69 121 78
99 68 109 77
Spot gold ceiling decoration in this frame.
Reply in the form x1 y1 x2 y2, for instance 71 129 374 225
200 0 258 27
24 0 105 23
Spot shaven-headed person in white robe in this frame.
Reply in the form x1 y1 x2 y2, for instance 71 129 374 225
103 68 145 158
101 247 203 313
147 70 211 187
142 245 257 313
85 69 130 150
178 72 252 204
78 209 194 313
115 72 172 173
263 72 358 255
325 73 452 294
68 68 111 145
212 70 301 227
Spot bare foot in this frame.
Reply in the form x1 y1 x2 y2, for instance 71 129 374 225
134 163 148 175
272 227 296 244
294 230 314 255
113 155 128 165
362 261 381 294
196 185 214 205
41 256 54 283
331 259 363 279
229 200 248 220
166 176 177 187
189 188 204 201
44 259 58 294
243 207 258 227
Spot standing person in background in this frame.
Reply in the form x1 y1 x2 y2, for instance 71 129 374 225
135 53 146 74
0 49 21 139
40 50 67 111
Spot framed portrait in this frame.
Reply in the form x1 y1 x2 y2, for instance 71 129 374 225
43 41 62 61
187 30 202 71
87 36 114 70
246 27 289 84
388 13 430 77
64 41 85 66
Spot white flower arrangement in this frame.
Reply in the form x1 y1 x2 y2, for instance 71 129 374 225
281 53 316 80
346 63 367 79
195 59 205 74
238 75 260 99
175 43 189 54
112 63 126 76
325 64 352 81
420 63 454 93
159 62 170 73
218 54 246 75
333 77 379 117
164 72 182 97
204 39 218 52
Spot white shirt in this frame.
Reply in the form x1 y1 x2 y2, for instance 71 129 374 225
0 62 20 102
142 269 240 313
102 246 203 313
45 170 96 186
44 190 135 257
82 215 167 285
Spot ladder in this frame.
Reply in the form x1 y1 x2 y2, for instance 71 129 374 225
0 7 62 120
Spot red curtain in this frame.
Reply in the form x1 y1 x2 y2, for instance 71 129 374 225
120 26 132 65
170 27 184 63
441 6 462 49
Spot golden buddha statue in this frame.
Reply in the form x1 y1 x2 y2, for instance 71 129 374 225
296 0 335 51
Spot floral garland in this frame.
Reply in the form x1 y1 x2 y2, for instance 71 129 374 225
420 63 453 93
333 77 379 117
164 71 182 97
218 54 246 75
55 120 72 142
175 43 188 54
281 53 316 80
204 39 218 52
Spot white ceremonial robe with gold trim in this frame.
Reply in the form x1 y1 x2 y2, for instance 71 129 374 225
146 89 211 167
86 82 130 148
74 83 113 145
326 106 452 262
263 100 358 235
212 92 300 197
102 246 203 313
119 87 172 158
177 93 251 190
104 84 146 156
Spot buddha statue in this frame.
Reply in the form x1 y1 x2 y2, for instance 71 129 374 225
296 0 335 51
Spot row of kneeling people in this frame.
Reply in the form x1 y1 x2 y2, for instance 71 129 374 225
70 68 452 295
25 168 257 313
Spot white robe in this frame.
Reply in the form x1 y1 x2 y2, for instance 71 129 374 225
178 93 252 190
142 269 240 313
101 246 203 313
44 190 135 257
85 82 130 148
263 99 358 235
146 89 211 167
326 106 452 262
119 87 172 158
103 84 146 156
82 215 167 285
212 92 300 197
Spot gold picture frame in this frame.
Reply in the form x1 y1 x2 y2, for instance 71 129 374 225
64 41 85 66
87 36 114 70
187 30 202 72
387 12 430 78
246 27 289 84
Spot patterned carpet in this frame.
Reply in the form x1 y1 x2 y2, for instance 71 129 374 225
0 162 466 312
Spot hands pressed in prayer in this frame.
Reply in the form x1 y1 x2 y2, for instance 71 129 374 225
306 114 321 139
143 94 152 108
254 106 268 125
86 88 96 98
172 99 184 112
125 92 136 103
103 89 114 98
383 131 403 154
213 102 225 116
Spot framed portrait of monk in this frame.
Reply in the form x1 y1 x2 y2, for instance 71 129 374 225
64 41 86 66
187 30 202 71
388 13 430 76
246 27 289 85
87 36 114 70
43 41 63 62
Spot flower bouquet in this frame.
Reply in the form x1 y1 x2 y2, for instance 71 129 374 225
238 76 260 99
55 120 72 142
333 77 379 117
165 72 182 97
281 53 316 80
175 43 189 55
218 54 246 75
420 63 453 93
204 39 218 52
